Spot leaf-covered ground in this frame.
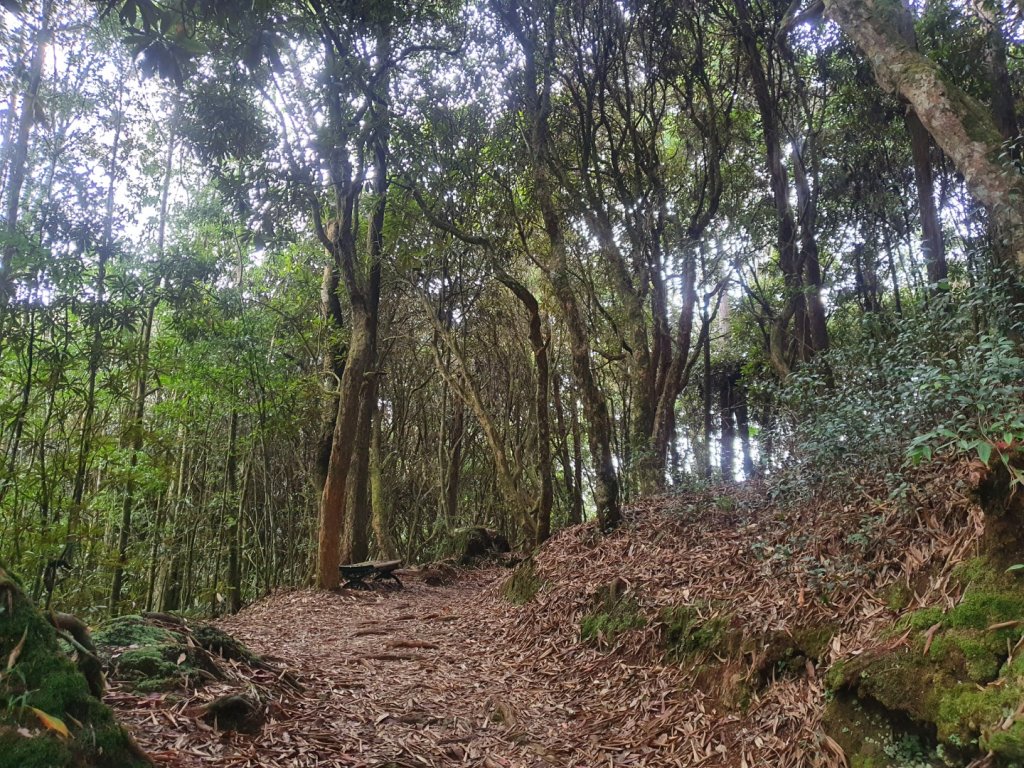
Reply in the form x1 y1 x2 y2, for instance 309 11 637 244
106 464 987 767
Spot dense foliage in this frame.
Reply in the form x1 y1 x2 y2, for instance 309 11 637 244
0 0 1022 617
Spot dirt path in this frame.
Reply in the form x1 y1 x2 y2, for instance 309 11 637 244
108 546 822 768
105 480 989 768
112 571 595 768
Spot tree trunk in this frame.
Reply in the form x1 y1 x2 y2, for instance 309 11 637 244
551 370 581 525
905 112 947 285
0 0 52 337
701 301 713 481
719 366 738 483
492 0 620 531
340 373 375 564
317 309 373 585
369 408 397 560
497 274 553 544
652 247 699 479
225 410 242 614
314 24 389 588
110 118 172 614
826 0 1024 268
69 78 125 537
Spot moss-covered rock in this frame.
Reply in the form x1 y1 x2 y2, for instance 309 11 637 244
580 600 645 648
580 580 645 649
91 615 175 649
94 613 231 692
0 565 149 767
824 557 1024 764
192 624 260 665
660 603 730 660
501 560 542 605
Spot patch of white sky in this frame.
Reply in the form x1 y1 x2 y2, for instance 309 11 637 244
2 6 196 305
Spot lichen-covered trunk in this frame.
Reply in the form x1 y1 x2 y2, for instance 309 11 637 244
340 372 375 565
907 111 947 284
494 0 620 530
551 370 582 525
826 0 1024 268
369 410 397 560
317 309 373 587
735 0 827 376
497 275 553 543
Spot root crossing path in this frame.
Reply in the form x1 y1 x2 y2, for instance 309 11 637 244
116 570 684 768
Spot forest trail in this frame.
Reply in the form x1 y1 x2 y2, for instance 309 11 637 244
107 473 984 768
115 570 653 768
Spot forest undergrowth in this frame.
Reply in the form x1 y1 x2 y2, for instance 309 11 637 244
95 454 1004 768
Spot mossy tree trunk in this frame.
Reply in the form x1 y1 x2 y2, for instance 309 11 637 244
315 25 390 586
826 0 1024 269
496 273 553 545
0 564 150 766
493 0 621 532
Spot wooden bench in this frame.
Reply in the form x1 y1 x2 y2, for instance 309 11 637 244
339 560 403 590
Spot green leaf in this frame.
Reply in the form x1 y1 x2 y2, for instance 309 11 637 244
975 441 993 466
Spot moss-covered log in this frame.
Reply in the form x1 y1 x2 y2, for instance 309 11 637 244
0 565 150 768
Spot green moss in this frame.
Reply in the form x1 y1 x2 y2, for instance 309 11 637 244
501 560 542 605
0 564 147 767
192 624 259 664
581 596 645 648
928 629 1004 682
984 719 1024 759
952 558 990 587
896 606 944 632
660 603 731 661
0 728 71 768
886 583 913 614
792 624 836 661
93 614 176 647
935 682 1017 744
854 649 943 724
825 660 847 691
830 558 1024 762
112 643 205 691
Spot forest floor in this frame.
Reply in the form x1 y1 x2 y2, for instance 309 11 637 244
106 463 987 768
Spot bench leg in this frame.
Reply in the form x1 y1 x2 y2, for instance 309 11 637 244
370 571 402 589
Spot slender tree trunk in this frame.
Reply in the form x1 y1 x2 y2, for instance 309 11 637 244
551 370 581 525
493 0 620 531
369 409 397 559
652 247 699 478
225 410 242 613
69 80 125 537
0 0 52 338
497 274 553 544
110 119 172 614
905 112 947 284
735 383 755 480
736 0 827 373
443 400 464 523
701 302 713 481
719 367 736 483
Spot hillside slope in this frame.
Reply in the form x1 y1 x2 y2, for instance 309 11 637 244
109 458 1024 767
